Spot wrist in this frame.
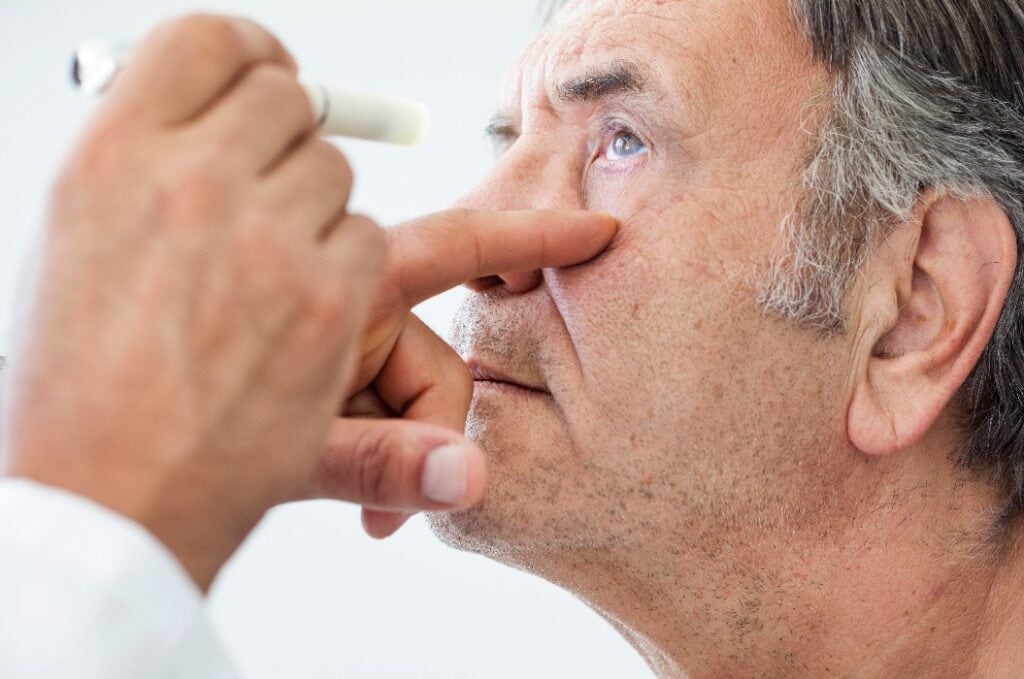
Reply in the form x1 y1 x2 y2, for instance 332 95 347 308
6 457 259 591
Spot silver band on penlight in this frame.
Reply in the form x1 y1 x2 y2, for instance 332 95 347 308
71 40 431 146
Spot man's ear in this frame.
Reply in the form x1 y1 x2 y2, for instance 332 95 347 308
847 194 1018 456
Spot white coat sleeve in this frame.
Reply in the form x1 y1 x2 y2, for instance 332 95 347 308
0 477 241 679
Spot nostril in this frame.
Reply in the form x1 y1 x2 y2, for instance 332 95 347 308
497 270 544 294
464 271 543 295
465 275 504 293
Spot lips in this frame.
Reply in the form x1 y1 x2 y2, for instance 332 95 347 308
467 359 550 396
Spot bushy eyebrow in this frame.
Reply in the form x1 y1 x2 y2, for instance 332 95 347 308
484 59 650 144
555 59 648 104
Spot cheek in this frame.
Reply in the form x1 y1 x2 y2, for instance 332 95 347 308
584 164 650 216
551 194 739 350
545 202 748 437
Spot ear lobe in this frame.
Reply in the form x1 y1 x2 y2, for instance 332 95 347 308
847 196 1018 456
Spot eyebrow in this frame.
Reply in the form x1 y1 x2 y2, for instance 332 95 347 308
483 116 518 143
555 59 648 104
484 59 650 143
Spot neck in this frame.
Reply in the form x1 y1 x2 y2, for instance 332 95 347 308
510 501 1024 678
973 514 1024 677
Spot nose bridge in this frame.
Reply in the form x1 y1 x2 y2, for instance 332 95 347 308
458 135 582 212
458 135 582 295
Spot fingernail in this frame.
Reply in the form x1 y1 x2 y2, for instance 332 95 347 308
422 444 470 506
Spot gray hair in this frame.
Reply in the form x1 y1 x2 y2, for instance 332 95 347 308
542 0 1024 512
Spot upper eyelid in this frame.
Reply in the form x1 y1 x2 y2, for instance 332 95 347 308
599 123 639 144
596 120 649 150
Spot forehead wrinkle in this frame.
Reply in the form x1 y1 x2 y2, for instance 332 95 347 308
497 3 719 139
544 11 703 101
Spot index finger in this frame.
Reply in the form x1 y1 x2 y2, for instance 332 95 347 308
107 14 297 126
387 209 618 306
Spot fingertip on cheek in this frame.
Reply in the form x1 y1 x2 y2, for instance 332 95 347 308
592 212 641 259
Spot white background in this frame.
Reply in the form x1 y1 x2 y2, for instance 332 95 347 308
0 1 652 677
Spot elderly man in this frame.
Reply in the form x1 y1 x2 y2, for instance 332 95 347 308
2 0 1023 677
426 0 1024 676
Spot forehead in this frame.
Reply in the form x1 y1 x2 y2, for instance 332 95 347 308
503 0 818 123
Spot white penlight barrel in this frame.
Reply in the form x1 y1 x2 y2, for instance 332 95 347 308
301 81 431 146
71 41 431 147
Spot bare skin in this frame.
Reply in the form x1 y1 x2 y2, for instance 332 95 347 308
429 1 1024 676
0 14 617 589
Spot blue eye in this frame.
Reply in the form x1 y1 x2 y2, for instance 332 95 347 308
602 129 648 161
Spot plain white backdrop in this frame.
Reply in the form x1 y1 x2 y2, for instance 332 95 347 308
0 1 653 677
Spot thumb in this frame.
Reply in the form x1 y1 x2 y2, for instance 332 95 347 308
306 418 487 511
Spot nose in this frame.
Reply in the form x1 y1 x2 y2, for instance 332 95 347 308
456 136 582 294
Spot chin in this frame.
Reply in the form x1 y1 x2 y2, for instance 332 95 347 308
425 395 555 559
426 391 643 564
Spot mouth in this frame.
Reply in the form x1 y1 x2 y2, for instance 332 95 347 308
467 359 550 397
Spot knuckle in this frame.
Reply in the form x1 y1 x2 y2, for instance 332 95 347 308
160 14 247 59
245 64 309 116
356 429 411 506
438 207 472 234
152 14 295 75
308 141 354 192
334 214 387 276
283 142 354 219
412 208 471 249
231 65 311 130
269 66 309 111
244 61 297 95
347 214 386 254
145 14 295 77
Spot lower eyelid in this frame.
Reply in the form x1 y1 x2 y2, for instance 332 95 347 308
590 151 650 176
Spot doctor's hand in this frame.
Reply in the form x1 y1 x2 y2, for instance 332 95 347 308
1 15 383 590
0 9 618 590
304 208 618 538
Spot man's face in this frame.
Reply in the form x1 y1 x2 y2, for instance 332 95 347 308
431 0 858 571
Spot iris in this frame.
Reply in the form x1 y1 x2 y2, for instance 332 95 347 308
603 130 648 161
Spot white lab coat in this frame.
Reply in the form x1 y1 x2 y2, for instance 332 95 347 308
0 478 240 678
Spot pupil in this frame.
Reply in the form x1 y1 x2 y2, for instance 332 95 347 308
615 134 634 155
